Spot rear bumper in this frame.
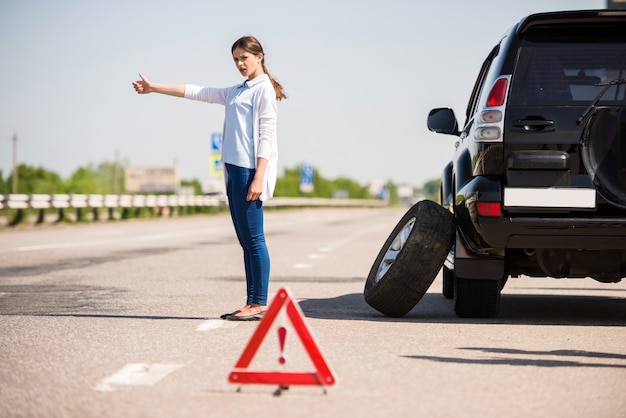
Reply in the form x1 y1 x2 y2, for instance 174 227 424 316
478 216 626 249
456 177 626 251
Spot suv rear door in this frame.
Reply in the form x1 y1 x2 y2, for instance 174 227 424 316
505 22 626 208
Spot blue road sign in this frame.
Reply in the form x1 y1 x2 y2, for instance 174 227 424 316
211 133 222 153
300 164 314 193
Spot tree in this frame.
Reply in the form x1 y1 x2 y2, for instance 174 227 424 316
274 166 301 196
65 166 99 194
6 164 65 194
1 160 440 204
66 161 125 194
275 165 374 199
180 178 202 195
331 177 370 199
420 178 441 202
0 170 8 194
382 180 404 205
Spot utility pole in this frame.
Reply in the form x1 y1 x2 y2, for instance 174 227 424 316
12 133 17 193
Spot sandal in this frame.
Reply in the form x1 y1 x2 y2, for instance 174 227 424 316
224 311 265 321
220 310 241 319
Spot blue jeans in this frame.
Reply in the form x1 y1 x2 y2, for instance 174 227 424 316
225 163 270 305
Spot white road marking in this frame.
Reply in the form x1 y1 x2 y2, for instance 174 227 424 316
292 263 313 269
196 319 238 331
290 224 387 270
95 363 183 392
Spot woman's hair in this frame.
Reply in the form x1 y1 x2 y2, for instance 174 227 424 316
231 35 287 101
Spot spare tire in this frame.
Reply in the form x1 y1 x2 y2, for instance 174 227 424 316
364 200 455 317
581 107 626 209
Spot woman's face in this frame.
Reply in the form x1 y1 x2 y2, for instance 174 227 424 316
232 47 263 79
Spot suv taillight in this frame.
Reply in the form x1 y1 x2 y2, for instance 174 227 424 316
473 75 510 143
486 78 508 107
476 202 503 217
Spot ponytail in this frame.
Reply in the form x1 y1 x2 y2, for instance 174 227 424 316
232 35 287 101
261 63 287 101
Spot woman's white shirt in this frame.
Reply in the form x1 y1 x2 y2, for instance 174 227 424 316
184 74 278 201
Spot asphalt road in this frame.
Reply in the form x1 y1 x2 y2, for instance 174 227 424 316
1 207 625 418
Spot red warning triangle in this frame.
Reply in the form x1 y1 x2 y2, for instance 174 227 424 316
228 287 336 387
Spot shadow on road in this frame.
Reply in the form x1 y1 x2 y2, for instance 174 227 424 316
3 282 624 327
402 347 626 368
299 291 626 326
0 283 208 320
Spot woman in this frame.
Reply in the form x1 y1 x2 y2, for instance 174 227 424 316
132 36 286 321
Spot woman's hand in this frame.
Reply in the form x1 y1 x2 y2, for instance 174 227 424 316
132 73 185 97
247 177 263 201
247 158 268 201
132 73 153 94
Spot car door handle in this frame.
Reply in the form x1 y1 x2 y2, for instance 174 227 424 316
512 119 555 132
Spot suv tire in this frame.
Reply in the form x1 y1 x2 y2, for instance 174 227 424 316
364 200 454 317
442 266 455 299
454 276 502 318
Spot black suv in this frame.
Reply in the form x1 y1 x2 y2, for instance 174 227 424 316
426 9 626 317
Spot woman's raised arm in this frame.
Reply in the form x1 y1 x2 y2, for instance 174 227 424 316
132 72 185 97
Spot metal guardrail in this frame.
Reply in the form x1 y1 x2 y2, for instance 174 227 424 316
0 194 385 226
0 193 229 225
0 193 227 210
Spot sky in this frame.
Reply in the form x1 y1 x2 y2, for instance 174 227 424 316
0 0 607 190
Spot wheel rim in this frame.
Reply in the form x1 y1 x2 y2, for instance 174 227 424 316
374 217 416 283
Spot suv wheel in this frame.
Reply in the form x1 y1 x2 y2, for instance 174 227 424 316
454 276 502 318
364 200 455 317
442 242 456 299
442 266 455 299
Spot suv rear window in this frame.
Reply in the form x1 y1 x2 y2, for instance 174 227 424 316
509 26 626 105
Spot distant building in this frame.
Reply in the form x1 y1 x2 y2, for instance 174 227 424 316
124 166 178 193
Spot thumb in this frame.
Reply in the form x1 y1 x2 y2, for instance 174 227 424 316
138 72 147 82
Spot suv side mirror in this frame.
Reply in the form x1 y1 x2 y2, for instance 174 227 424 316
427 108 460 136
